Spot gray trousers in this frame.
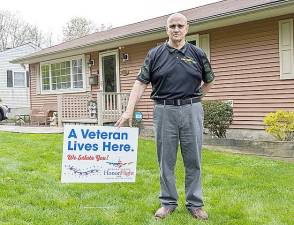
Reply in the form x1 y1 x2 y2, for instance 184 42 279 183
153 102 204 210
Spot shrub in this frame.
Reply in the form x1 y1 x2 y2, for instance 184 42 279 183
264 110 294 141
202 100 233 138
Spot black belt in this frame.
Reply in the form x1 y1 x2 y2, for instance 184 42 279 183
155 97 201 106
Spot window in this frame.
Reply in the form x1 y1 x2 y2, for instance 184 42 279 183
7 70 28 88
41 65 50 90
13 72 26 87
51 61 71 90
72 59 83 88
40 57 84 92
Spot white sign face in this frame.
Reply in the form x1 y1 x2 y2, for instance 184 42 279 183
61 125 139 183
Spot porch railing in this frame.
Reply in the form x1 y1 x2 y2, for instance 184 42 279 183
97 92 130 125
58 92 129 126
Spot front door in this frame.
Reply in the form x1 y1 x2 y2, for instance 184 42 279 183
99 50 120 92
99 50 120 119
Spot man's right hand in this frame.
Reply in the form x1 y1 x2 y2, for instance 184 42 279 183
114 111 133 128
114 80 147 128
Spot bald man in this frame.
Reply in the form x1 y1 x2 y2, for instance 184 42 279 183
115 13 214 220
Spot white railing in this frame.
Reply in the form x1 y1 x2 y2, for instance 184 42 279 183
57 92 129 126
97 92 130 125
58 93 95 126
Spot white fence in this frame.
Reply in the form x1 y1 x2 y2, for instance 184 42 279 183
57 92 129 126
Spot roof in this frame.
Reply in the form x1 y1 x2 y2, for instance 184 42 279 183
12 0 292 63
0 42 41 56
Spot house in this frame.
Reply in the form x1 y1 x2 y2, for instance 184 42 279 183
0 43 41 117
11 0 294 139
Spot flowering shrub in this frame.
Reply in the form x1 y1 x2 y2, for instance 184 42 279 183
264 110 294 141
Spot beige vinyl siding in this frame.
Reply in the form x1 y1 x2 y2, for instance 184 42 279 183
206 14 294 130
89 52 100 99
119 41 162 127
118 14 294 130
30 55 91 117
29 14 294 130
30 63 92 120
88 43 157 127
30 63 57 111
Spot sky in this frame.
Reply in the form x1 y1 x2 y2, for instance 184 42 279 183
1 0 221 44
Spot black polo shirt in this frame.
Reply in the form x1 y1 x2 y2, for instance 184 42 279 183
137 42 214 100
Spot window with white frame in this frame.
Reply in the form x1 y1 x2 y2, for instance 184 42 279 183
40 57 84 91
72 59 83 88
13 72 26 87
41 65 50 90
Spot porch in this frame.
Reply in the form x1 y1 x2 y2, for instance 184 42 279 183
56 92 129 126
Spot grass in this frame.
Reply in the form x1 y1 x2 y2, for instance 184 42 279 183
0 131 293 225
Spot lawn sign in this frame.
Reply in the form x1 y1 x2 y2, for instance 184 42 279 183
61 125 138 183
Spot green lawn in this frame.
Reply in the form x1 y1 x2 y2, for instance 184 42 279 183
0 131 293 225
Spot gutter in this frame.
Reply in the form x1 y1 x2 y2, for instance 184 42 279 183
189 0 291 24
11 0 293 63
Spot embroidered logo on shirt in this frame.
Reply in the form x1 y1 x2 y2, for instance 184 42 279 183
180 56 197 65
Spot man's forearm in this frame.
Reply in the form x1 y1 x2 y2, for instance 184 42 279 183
200 81 214 96
125 80 147 114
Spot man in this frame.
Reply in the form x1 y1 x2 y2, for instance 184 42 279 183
115 13 214 220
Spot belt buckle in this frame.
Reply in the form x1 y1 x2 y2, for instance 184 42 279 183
175 99 181 106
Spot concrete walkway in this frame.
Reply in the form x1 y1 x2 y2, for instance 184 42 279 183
0 125 63 134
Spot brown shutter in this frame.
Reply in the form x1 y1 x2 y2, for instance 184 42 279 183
7 70 13 87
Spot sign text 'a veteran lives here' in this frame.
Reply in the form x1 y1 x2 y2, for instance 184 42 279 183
61 125 138 183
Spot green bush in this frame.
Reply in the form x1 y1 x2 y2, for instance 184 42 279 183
202 100 233 138
264 110 294 141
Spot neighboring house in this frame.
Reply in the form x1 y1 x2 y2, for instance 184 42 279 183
12 0 294 139
0 43 41 117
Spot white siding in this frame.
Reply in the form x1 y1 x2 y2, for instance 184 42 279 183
0 44 40 113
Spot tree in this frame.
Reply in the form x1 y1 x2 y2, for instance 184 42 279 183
0 11 46 51
62 17 95 41
62 17 112 42
42 31 54 48
0 11 12 50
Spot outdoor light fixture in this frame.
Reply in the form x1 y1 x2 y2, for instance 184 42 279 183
87 54 95 68
121 53 129 62
87 59 95 67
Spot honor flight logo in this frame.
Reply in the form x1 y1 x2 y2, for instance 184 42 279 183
61 125 138 183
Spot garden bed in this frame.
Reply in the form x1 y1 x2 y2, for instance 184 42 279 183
203 135 294 158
